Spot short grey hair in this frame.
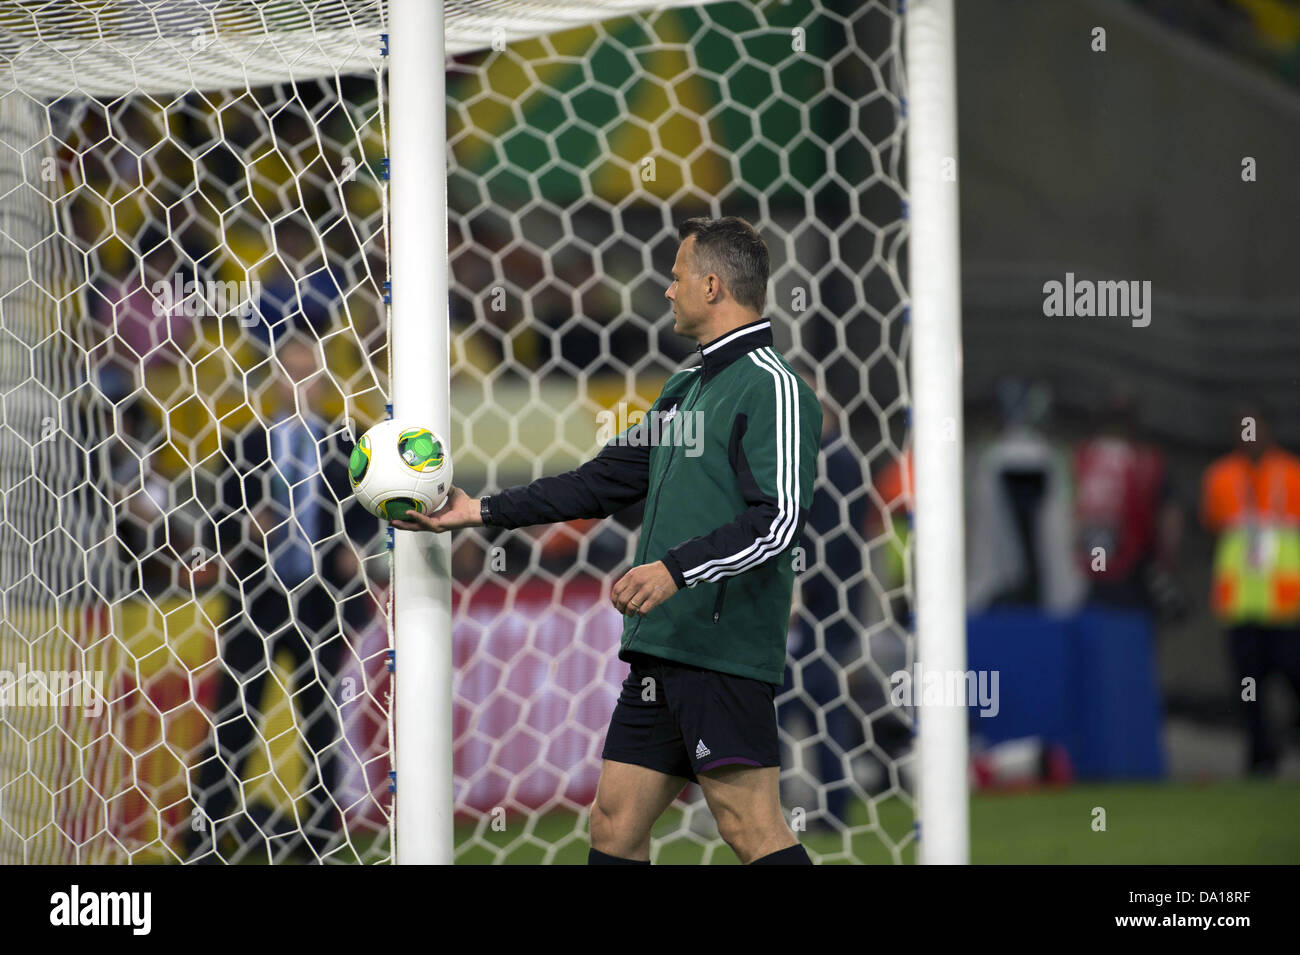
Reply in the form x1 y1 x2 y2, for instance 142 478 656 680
678 216 770 313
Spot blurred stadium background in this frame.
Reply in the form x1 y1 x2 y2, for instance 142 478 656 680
0 0 1297 863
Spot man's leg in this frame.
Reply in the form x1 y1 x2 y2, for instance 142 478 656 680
1230 624 1277 774
697 765 807 864
589 759 688 862
187 617 275 860
283 586 344 861
1278 628 1300 750
594 653 695 863
651 657 810 864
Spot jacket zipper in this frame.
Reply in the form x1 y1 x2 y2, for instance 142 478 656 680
711 579 728 624
626 372 706 647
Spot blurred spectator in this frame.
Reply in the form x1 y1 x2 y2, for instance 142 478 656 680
188 336 376 861
967 380 1085 614
89 246 194 401
255 225 345 347
108 397 217 598
861 443 915 792
1200 403 1300 775
869 444 912 626
1073 386 1185 618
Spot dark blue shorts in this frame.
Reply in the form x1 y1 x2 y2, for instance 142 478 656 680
601 651 780 782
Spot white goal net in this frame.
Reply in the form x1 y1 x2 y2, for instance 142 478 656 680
0 0 914 864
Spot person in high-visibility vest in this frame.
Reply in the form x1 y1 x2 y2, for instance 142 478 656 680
1200 406 1300 775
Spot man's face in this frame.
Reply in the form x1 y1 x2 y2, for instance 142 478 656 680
666 236 708 336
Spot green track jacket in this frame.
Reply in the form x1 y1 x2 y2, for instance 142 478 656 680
482 318 822 684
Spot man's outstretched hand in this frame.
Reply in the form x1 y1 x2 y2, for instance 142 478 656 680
611 561 679 617
389 486 482 533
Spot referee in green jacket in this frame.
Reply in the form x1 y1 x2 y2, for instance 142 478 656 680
394 216 822 865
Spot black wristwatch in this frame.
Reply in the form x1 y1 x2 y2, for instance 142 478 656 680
479 496 493 527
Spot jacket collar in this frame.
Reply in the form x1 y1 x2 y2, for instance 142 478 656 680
695 318 772 383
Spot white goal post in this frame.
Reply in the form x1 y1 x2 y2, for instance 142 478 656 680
903 0 969 865
388 0 452 867
0 0 966 865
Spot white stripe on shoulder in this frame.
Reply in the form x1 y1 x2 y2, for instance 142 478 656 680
682 347 799 584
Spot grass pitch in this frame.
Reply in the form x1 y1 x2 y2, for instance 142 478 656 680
452 780 1300 864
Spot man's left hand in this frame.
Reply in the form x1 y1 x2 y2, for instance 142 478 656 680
611 561 679 617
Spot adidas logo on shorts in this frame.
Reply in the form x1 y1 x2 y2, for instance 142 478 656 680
695 739 711 760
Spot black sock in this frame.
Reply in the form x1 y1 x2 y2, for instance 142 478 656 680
749 844 812 865
588 847 651 865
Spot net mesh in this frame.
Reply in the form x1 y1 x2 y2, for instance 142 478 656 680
0 0 914 865
0 0 392 864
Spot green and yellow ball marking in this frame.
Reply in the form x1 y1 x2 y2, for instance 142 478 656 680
397 428 443 473
348 434 371 488
379 497 423 521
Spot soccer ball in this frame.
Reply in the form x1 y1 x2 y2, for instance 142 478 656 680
348 418 453 521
